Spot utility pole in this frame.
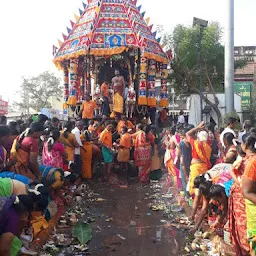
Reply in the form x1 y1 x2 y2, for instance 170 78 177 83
225 0 235 113
199 27 203 122
193 17 208 122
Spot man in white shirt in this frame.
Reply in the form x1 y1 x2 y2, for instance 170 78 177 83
72 121 84 175
177 110 185 125
220 117 237 147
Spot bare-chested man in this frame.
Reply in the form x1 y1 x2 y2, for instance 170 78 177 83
111 69 125 117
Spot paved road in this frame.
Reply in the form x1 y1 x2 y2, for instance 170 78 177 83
87 183 187 256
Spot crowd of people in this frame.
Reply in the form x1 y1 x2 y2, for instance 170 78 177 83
1 111 256 255
0 111 162 255
161 117 256 256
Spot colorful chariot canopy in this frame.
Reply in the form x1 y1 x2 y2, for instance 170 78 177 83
53 0 168 68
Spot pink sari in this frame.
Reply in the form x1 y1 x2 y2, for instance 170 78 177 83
171 135 182 189
134 131 152 183
42 142 65 169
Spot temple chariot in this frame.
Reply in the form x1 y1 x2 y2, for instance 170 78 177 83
53 0 169 119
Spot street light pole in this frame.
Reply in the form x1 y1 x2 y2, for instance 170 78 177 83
193 17 208 122
199 27 203 122
225 0 235 113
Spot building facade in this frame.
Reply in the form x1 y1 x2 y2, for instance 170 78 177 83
235 46 256 82
234 46 256 118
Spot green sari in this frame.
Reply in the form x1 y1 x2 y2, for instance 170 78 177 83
246 199 256 255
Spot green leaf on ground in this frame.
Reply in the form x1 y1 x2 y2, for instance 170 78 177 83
72 223 92 244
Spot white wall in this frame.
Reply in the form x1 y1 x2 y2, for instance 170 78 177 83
188 93 242 127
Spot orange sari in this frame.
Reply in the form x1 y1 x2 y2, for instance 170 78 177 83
134 131 152 183
229 158 250 255
189 137 211 195
60 132 77 162
163 135 182 189
10 137 38 180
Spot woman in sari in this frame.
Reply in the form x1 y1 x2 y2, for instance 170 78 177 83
42 128 68 204
241 134 256 255
190 163 232 219
207 123 219 166
164 127 182 189
207 184 229 237
10 122 43 181
218 132 237 164
131 124 143 142
228 143 250 255
42 129 67 169
190 181 228 237
60 121 79 166
2 122 19 156
0 195 33 256
134 125 152 183
186 122 212 196
80 130 93 180
150 138 162 180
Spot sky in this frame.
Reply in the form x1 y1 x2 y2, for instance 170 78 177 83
0 0 255 102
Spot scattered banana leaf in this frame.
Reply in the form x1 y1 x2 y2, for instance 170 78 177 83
72 223 92 244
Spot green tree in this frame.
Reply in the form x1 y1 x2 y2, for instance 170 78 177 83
17 71 62 113
163 23 246 125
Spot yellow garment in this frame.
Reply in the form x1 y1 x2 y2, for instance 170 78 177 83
189 162 208 195
110 112 116 118
30 212 49 238
167 158 176 177
113 92 124 114
81 141 93 179
51 171 64 190
165 149 176 177
60 132 77 162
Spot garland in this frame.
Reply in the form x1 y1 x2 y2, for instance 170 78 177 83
63 64 69 103
67 58 79 106
147 59 156 107
159 63 168 107
138 56 148 105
